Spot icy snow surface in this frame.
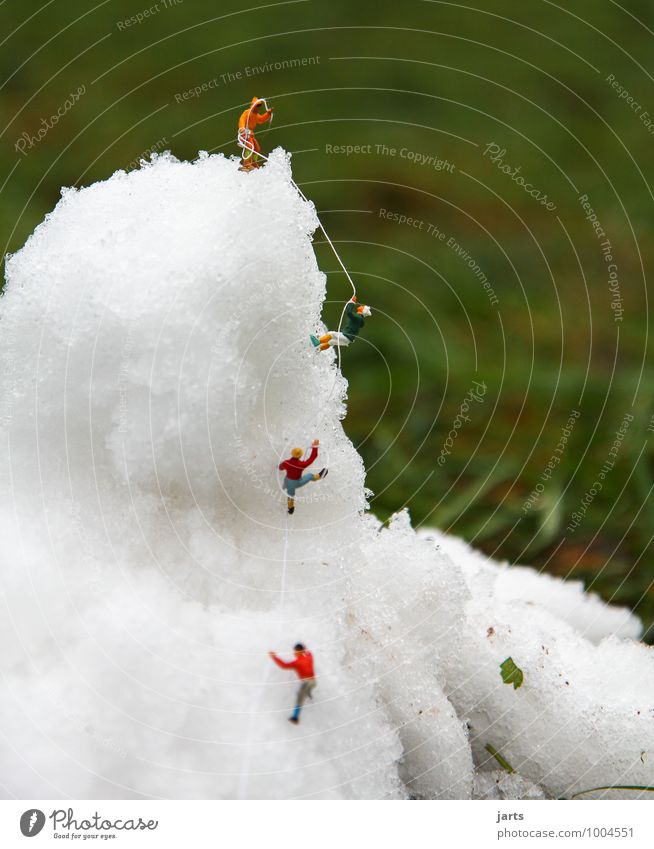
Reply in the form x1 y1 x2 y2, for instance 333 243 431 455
1 149 653 799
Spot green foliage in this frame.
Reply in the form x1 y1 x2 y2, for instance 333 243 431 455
484 743 515 774
500 657 524 690
570 785 654 799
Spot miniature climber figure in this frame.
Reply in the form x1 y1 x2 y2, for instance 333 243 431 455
278 438 328 515
269 643 316 724
238 96 273 170
310 296 372 352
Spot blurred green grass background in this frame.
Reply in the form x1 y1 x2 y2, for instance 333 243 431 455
2 0 654 635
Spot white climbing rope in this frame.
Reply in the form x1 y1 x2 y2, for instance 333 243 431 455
237 108 361 498
236 111 356 300
237 515 290 800
234 117 347 795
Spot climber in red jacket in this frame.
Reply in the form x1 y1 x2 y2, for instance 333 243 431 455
278 438 328 515
269 643 316 724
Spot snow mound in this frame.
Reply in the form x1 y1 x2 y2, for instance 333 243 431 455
473 771 546 800
419 529 641 643
0 149 652 799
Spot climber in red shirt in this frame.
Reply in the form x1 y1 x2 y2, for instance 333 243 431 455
269 643 316 724
278 438 328 515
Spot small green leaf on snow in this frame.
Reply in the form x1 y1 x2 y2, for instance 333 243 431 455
500 657 524 689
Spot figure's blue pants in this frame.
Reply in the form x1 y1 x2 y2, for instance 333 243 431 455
291 679 316 720
283 473 314 497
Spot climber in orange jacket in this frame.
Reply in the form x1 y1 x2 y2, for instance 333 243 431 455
238 97 273 170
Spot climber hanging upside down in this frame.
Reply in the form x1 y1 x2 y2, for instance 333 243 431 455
311 297 372 352
238 96 273 170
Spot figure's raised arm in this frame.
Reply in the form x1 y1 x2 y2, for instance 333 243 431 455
269 652 295 670
297 443 318 468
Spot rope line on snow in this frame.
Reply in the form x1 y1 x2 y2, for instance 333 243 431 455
236 129 357 338
237 131 359 487
236 110 341 796
278 513 290 623
237 105 355 294
237 516 290 800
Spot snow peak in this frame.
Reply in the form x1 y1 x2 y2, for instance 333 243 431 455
50 808 158 835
